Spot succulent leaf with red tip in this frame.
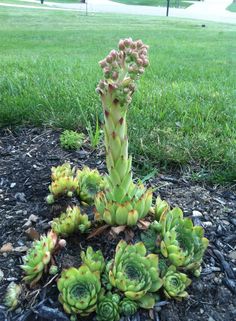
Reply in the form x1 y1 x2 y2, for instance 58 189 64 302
21 231 58 286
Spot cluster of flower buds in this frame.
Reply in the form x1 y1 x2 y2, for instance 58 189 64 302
96 38 149 106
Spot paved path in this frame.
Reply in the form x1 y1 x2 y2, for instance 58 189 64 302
47 0 236 24
0 0 235 24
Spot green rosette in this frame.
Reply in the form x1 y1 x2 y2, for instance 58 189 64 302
108 240 162 309
57 266 102 317
81 246 105 275
119 298 138 317
46 163 78 203
163 265 191 300
96 294 120 321
76 166 105 205
51 206 91 237
21 231 58 286
152 206 209 276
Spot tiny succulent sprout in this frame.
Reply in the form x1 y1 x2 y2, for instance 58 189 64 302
47 163 78 203
21 231 58 286
81 246 105 275
60 130 85 150
154 196 170 221
96 293 120 321
119 298 138 317
57 266 102 317
49 265 58 275
163 266 191 300
4 282 21 311
76 166 106 205
51 206 91 237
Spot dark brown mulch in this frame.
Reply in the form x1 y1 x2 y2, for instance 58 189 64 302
0 127 235 321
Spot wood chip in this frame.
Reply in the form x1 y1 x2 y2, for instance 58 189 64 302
111 226 126 235
25 227 40 240
13 246 28 253
0 243 13 253
138 219 151 230
87 224 109 239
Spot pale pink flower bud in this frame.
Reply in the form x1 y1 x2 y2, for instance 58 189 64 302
110 50 117 60
128 66 134 73
106 55 113 63
58 239 67 248
118 39 125 50
124 38 132 47
142 59 149 67
99 59 107 68
136 40 143 48
99 80 106 89
140 48 148 56
131 42 136 49
112 71 119 80
137 58 143 66
139 67 145 74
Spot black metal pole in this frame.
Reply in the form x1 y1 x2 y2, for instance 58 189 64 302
166 0 170 16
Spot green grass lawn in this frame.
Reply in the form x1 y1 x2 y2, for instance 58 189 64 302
0 7 236 184
111 0 192 9
227 2 236 12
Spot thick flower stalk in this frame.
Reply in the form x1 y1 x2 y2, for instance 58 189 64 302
46 163 78 204
96 293 120 321
155 207 209 276
81 246 105 275
57 266 102 317
163 265 191 300
76 166 105 205
51 206 91 236
21 231 58 286
108 240 162 308
4 282 21 311
95 38 152 226
119 298 138 317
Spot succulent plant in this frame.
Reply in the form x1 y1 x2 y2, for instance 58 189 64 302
21 231 58 286
95 38 152 226
81 246 105 275
108 240 162 309
154 196 170 221
60 130 85 150
4 282 21 310
51 205 91 236
57 266 102 317
76 166 105 205
163 265 191 300
155 207 209 276
46 163 78 204
119 298 138 317
96 293 120 321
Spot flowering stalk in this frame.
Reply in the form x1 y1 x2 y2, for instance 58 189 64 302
95 38 152 226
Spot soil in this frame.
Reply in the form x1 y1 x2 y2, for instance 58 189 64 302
0 127 235 321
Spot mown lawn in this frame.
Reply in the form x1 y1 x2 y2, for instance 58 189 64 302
0 7 236 183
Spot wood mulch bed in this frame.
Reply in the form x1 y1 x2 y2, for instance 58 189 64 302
0 127 235 321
